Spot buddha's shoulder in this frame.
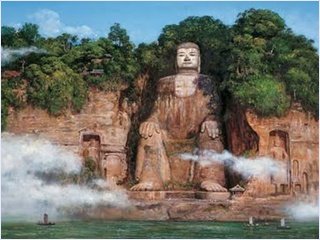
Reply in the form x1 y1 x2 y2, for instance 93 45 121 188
159 75 176 83
157 75 175 92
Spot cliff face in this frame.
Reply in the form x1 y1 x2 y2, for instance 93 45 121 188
226 102 319 198
225 103 259 156
5 87 319 198
245 108 319 196
6 87 132 184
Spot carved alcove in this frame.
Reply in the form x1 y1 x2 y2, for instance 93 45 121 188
302 172 309 194
268 130 289 153
80 132 101 171
292 159 300 181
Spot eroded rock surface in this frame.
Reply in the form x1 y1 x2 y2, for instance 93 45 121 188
6 87 131 185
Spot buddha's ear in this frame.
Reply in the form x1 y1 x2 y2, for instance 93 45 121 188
198 56 201 73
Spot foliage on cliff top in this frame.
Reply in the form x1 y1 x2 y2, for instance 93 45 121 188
25 56 88 115
1 23 140 130
1 9 319 131
224 9 318 118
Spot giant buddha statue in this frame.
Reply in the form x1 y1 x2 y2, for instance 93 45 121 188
130 42 227 192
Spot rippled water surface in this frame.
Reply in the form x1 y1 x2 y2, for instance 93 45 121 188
1 220 319 239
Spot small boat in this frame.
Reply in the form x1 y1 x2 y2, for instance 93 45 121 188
244 216 259 227
37 213 56 226
37 221 56 226
277 218 291 229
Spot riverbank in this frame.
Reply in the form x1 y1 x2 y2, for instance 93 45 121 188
65 193 304 222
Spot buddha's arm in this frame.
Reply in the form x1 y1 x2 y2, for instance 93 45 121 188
139 77 171 139
201 116 220 139
139 107 161 139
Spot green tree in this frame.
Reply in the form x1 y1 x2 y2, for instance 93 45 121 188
135 42 160 74
108 23 131 49
2 23 40 48
1 76 25 130
233 8 285 39
1 23 41 48
56 33 78 52
25 56 88 115
18 23 41 46
1 26 17 47
233 75 290 117
99 23 139 90
224 8 318 118
62 41 105 72
37 33 78 56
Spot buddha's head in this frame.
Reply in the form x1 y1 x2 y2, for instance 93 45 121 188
176 42 201 73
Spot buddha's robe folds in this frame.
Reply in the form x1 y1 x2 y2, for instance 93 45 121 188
134 73 225 190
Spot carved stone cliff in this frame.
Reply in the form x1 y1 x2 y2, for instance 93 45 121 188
226 102 318 198
245 107 318 196
6 86 319 199
5 82 319 199
6 87 131 185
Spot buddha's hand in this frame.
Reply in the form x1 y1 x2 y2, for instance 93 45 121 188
201 120 219 139
139 121 160 139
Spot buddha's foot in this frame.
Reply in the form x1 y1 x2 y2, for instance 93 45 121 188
130 181 163 191
200 180 227 192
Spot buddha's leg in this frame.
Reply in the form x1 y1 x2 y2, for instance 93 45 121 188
193 132 227 192
164 138 196 189
130 131 170 191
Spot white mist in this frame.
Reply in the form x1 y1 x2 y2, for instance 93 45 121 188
1 134 130 221
1 46 47 65
180 149 286 180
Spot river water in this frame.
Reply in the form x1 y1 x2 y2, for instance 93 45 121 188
1 220 319 239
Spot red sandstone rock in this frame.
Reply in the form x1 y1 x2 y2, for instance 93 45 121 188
6 87 131 185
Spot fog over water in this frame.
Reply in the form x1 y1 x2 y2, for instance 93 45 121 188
1 134 130 221
285 201 319 221
180 149 319 221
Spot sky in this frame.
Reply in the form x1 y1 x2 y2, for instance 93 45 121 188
1 1 319 49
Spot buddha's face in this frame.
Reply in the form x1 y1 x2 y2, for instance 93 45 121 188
176 47 200 71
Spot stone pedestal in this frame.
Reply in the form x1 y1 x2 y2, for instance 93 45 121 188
165 191 196 199
128 190 230 201
128 191 197 200
195 191 231 200
128 191 167 200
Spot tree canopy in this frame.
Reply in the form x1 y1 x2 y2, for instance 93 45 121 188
25 56 87 115
2 23 40 47
224 8 318 117
1 8 319 131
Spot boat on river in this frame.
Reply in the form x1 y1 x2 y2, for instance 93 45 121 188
37 213 56 226
277 218 291 229
244 216 259 227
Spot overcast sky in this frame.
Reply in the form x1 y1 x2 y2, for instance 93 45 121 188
1 1 319 49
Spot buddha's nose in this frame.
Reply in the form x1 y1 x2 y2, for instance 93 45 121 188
184 55 190 61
